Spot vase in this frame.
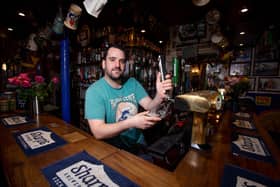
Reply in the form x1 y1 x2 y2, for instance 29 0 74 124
31 96 43 115
24 96 43 116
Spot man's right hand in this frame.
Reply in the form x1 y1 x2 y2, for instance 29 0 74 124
129 111 161 130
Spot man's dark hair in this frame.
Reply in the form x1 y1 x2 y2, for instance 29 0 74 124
103 44 126 60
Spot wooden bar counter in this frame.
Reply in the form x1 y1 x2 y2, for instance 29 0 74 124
0 111 279 187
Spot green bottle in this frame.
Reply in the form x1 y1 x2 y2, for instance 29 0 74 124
172 57 179 87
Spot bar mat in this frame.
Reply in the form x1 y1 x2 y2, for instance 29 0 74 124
220 164 279 187
231 133 275 163
1 114 35 127
42 151 139 187
13 127 67 156
233 112 252 120
232 119 256 130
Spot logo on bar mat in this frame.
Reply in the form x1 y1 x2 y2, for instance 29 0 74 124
13 127 67 156
42 151 139 187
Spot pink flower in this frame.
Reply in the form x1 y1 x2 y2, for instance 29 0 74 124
51 77 59 84
21 80 32 88
35 75 45 83
8 72 59 102
18 73 31 82
8 77 20 85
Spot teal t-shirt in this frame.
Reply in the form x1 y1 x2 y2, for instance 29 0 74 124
85 77 148 149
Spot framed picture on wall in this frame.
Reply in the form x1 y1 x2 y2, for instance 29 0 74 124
248 77 256 90
254 45 277 62
176 20 207 46
229 62 250 76
258 77 280 92
232 48 252 63
253 61 279 76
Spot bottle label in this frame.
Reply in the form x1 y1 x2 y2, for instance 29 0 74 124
173 57 179 86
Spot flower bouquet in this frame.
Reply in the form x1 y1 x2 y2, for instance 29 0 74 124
224 76 250 112
224 76 250 100
8 73 59 110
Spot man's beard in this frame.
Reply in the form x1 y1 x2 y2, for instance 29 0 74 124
109 73 122 81
106 68 123 81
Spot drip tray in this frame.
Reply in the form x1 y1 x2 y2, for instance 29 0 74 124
146 129 191 171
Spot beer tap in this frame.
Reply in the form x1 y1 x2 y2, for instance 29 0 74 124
158 55 174 102
147 55 174 119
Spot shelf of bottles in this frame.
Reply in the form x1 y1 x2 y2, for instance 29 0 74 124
124 47 159 97
75 46 104 100
71 46 102 130
73 45 160 98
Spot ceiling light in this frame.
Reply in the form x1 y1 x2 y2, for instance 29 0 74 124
240 8 248 13
159 40 163 44
239 43 244 46
140 29 146 33
2 63 7 71
18 12 26 17
8 27 13 31
240 31 245 35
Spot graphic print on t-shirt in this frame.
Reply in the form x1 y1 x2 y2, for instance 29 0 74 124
116 102 137 122
109 93 138 122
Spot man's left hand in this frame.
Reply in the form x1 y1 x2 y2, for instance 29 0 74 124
156 72 173 100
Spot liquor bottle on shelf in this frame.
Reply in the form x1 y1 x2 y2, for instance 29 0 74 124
172 57 182 97
134 56 142 81
141 65 148 89
179 58 186 94
147 58 154 95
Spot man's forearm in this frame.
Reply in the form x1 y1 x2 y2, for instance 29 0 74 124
88 119 133 139
146 93 164 111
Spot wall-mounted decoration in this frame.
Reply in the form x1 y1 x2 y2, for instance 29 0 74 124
77 25 91 47
254 30 279 62
206 9 221 25
192 0 210 7
229 62 250 76
255 96 272 106
175 21 207 46
232 48 252 63
258 77 280 92
253 61 279 76
248 77 256 90
255 49 277 62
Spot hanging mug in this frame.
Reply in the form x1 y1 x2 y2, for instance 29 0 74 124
52 8 64 34
64 4 82 30
83 0 107 18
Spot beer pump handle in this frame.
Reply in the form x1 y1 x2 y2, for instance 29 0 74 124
158 55 166 82
158 55 174 101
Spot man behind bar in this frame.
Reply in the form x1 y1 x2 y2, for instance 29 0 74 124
85 44 172 154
